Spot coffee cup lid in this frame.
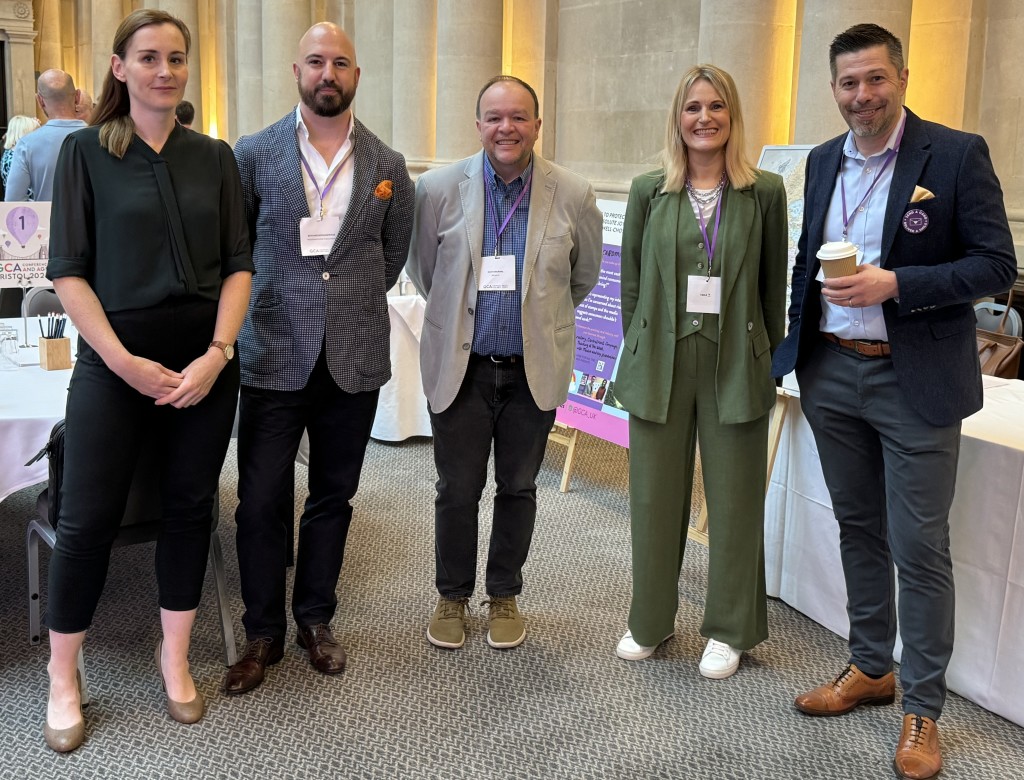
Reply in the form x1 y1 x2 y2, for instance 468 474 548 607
817 241 858 261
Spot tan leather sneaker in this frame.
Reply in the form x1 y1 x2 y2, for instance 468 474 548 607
794 663 896 716
893 714 942 779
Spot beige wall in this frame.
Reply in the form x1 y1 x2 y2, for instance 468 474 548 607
4 0 1024 262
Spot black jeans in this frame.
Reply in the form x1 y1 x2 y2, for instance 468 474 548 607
235 350 378 640
47 298 238 633
430 354 555 598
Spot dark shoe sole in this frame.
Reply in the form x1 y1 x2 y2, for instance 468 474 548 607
795 693 896 716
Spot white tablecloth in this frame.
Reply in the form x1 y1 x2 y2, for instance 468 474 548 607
766 375 1024 726
0 318 76 501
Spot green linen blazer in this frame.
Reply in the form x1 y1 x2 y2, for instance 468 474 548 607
615 168 788 425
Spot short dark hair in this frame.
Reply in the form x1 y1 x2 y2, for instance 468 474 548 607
475 75 539 120
175 100 195 126
829 23 904 80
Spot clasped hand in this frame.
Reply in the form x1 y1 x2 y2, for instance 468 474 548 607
117 351 224 408
821 265 899 309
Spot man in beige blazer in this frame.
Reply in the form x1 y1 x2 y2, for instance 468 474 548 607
407 75 602 651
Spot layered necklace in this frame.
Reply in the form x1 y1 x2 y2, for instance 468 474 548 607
685 171 727 206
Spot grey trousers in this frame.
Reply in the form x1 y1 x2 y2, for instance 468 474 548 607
797 338 961 720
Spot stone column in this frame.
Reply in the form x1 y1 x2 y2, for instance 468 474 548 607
392 0 437 165
35 0 64 75
505 0 557 159
160 0 203 129
977 0 1024 244
7 28 38 118
90 0 124 103
905 0 977 132
261 2 311 126
234 0 263 138
434 0 502 163
697 0 797 162
793 1 913 145
353 0 394 144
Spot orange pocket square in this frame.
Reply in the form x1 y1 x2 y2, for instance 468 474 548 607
374 180 393 200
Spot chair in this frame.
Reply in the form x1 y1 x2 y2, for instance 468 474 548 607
27 435 238 705
976 299 1022 337
22 286 65 317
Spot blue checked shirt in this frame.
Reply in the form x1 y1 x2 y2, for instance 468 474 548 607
471 154 533 356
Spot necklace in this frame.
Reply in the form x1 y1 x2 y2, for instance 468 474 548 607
685 172 727 206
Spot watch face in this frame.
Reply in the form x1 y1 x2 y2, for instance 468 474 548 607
224 344 235 360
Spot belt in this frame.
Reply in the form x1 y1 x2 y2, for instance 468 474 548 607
470 353 521 364
822 332 891 358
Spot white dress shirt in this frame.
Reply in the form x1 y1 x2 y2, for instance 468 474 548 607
295 106 355 226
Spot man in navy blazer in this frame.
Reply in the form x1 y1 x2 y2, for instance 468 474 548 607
772 24 1016 780
224 22 413 695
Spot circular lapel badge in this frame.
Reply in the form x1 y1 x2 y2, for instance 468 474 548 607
902 208 929 234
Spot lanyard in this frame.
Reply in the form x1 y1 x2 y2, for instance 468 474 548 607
485 171 533 256
299 145 353 219
840 120 905 240
695 191 724 278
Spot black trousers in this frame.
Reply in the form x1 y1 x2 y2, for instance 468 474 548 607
47 298 239 633
235 350 379 641
429 354 555 598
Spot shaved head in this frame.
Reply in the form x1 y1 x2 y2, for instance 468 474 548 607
294 22 360 119
36 69 79 119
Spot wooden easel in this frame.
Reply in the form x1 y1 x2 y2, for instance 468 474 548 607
548 422 581 493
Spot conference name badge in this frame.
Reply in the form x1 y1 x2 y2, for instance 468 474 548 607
480 254 516 291
686 275 721 314
300 215 342 256
902 208 929 234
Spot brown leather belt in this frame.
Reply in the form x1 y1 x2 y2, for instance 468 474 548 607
822 332 891 358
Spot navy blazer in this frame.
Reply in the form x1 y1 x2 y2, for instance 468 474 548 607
772 109 1017 426
234 112 414 393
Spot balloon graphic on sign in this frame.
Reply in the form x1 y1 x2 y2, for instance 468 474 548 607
6 206 39 247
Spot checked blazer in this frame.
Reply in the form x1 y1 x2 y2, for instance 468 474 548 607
234 112 414 393
772 109 1018 427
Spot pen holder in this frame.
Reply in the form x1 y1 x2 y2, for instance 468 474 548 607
39 337 72 371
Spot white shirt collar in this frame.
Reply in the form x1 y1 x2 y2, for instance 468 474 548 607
843 108 907 160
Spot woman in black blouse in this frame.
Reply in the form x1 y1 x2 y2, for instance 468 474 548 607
42 9 252 752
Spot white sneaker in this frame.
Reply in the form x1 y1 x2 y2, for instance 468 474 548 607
615 630 673 661
699 638 741 679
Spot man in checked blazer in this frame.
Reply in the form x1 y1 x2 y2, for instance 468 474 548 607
407 76 602 651
771 24 1016 779
224 22 413 695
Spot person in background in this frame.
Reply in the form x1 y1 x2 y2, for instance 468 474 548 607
175 99 194 129
614 64 787 680
75 89 95 124
41 9 253 752
1 115 41 192
407 75 602 651
4 69 86 201
773 24 1016 779
224 22 413 696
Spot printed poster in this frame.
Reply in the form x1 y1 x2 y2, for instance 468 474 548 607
555 199 630 448
0 202 52 288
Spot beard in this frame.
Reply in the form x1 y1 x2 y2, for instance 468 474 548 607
298 80 354 117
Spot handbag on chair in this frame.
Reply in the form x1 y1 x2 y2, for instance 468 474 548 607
976 290 1022 379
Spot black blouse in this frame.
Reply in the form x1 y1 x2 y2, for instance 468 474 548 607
47 123 254 312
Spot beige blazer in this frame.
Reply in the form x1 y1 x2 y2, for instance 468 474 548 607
406 151 603 413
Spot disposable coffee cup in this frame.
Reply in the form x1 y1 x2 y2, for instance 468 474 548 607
817 241 858 279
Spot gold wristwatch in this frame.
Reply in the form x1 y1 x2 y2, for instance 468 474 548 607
209 340 235 361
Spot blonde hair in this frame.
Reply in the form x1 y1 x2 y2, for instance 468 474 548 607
92 9 191 159
4 115 41 150
661 64 758 193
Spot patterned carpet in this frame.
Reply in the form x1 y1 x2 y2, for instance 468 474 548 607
0 433 1021 779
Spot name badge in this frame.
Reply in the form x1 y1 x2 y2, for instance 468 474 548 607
300 216 342 256
480 254 517 291
687 275 721 314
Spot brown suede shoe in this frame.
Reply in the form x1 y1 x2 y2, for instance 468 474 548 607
222 637 285 696
794 663 896 716
894 714 942 779
296 624 347 675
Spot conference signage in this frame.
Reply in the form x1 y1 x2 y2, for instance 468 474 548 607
0 202 51 288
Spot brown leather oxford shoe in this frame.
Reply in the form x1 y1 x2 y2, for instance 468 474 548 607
894 714 942 779
296 624 347 675
795 663 896 716
222 636 285 696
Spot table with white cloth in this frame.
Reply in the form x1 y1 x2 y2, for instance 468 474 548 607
0 318 76 502
766 374 1024 726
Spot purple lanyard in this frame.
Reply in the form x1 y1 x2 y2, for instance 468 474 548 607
485 171 533 256
695 191 724 277
299 150 348 219
840 120 905 239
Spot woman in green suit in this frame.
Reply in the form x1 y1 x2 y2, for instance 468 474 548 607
614 65 787 678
